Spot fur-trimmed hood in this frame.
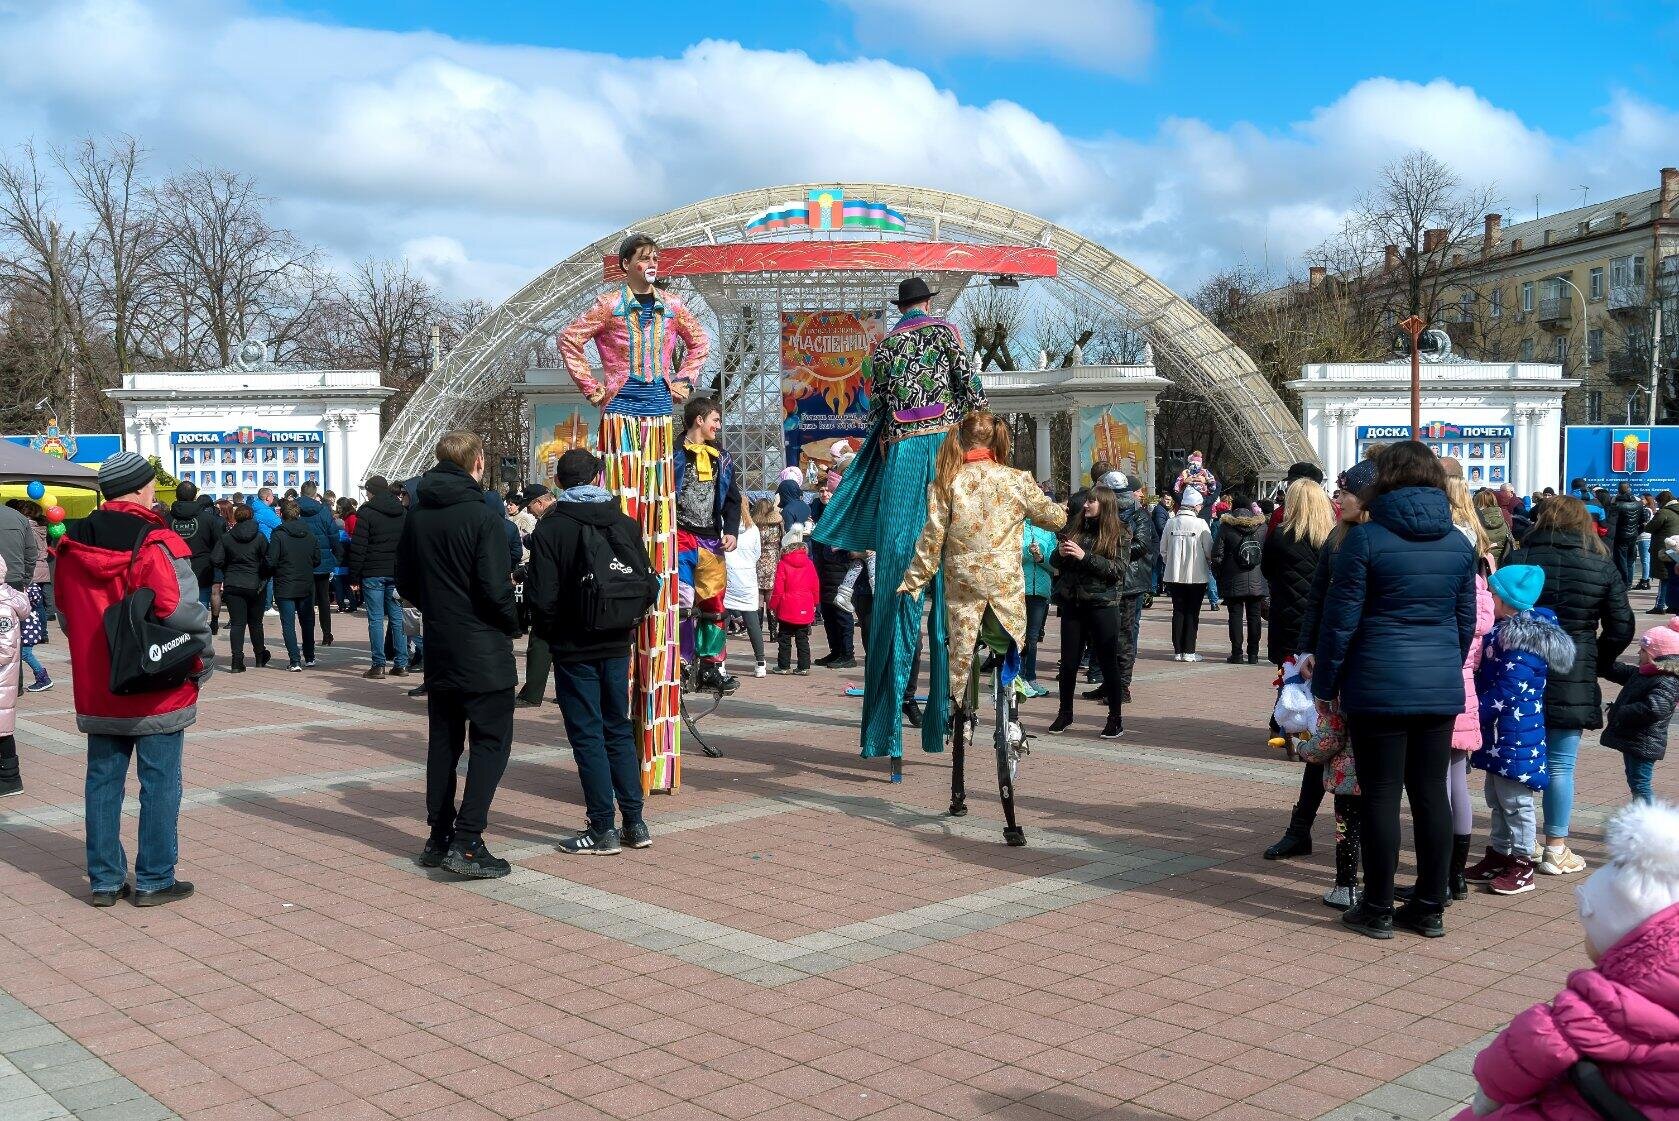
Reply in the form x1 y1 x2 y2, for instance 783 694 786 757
1499 607 1577 674
1652 654 1679 678
1219 512 1265 530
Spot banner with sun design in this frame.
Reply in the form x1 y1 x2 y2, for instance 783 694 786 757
780 309 884 461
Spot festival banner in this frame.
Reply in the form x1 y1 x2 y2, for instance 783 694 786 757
531 403 599 490
780 309 884 463
1076 403 1149 487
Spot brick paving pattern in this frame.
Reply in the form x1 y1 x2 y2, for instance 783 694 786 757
1 595 1670 1120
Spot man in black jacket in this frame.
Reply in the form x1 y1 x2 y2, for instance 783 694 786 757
396 432 520 879
527 450 652 855
1608 482 1644 588
349 475 409 679
167 481 224 612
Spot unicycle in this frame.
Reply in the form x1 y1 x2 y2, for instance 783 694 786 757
677 606 728 758
948 628 1028 847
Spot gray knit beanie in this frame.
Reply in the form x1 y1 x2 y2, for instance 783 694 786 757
98 451 156 500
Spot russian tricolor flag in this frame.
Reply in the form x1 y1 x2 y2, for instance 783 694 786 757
1612 428 1652 473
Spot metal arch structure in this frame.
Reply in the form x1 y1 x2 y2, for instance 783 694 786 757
366 182 1316 482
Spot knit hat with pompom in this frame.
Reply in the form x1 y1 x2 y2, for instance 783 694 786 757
1575 799 1679 955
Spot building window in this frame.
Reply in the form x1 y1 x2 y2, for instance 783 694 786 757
1628 389 1647 424
1521 281 1534 313
1457 290 1474 319
1588 328 1605 362
1588 391 1604 423
1611 254 1648 289
1520 337 1535 361
1554 336 1568 364
1490 287 1503 318
1590 267 1605 300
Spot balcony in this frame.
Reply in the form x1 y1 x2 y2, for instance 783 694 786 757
1537 296 1572 326
1609 350 1649 384
1609 284 1645 314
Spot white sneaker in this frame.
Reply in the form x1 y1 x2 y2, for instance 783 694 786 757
1183 653 1203 663
1173 653 1186 662
833 589 854 614
755 662 767 678
1539 844 1587 875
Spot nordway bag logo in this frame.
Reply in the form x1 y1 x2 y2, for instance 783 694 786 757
147 631 194 665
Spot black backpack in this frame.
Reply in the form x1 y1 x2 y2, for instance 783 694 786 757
1235 533 1262 570
573 521 659 632
104 533 205 695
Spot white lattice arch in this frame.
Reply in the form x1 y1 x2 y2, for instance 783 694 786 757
367 182 1315 481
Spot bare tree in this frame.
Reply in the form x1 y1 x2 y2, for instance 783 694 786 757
61 136 163 378
1310 150 1502 326
954 282 1025 370
148 166 325 367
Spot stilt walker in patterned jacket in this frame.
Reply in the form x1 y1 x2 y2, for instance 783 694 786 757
558 234 711 794
813 277 987 768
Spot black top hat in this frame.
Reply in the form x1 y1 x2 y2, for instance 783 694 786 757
892 277 938 308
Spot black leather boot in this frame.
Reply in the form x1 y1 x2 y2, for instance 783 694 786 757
1450 833 1472 900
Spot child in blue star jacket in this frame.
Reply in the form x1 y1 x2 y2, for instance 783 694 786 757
1467 564 1577 897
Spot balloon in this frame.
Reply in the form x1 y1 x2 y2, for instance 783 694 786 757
43 506 65 525
47 522 65 540
25 481 44 500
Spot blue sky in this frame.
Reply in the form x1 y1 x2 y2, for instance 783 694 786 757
258 0 1678 142
2 0 1675 301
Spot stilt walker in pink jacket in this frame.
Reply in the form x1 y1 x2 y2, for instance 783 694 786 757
1459 798 1679 1120
0 556 32 797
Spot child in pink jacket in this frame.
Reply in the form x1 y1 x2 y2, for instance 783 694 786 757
0 556 31 797
1459 798 1679 1119
1446 572 1496 897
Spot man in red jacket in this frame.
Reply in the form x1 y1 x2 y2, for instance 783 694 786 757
57 451 211 908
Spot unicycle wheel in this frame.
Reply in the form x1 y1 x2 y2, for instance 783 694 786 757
1003 826 1026 847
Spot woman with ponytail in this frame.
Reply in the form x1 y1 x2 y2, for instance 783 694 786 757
900 412 1065 727
1049 486 1132 738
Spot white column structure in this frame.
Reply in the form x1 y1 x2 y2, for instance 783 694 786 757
1143 403 1159 495
1321 408 1341 480
1066 408 1080 488
1034 415 1052 481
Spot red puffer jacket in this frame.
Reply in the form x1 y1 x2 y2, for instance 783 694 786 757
55 502 211 736
769 547 820 626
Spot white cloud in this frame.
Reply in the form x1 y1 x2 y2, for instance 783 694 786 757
0 2 1671 309
835 0 1156 77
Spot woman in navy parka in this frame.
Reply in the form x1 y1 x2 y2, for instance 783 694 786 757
1312 442 1478 940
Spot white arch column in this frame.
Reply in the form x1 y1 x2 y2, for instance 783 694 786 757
1034 414 1052 481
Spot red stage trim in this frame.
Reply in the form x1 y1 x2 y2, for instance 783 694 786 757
602 242 1058 281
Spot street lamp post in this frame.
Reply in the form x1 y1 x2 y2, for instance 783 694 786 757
1549 274 1590 388
1399 315 1426 438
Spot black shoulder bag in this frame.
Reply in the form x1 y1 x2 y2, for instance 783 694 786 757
1568 1060 1649 1121
104 531 205 695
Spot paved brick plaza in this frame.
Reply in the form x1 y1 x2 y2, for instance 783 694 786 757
2 597 1670 1120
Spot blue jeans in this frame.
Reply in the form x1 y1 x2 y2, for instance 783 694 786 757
552 655 642 834
1639 538 1652 582
1022 595 1050 682
196 585 212 609
1207 573 1221 609
85 731 184 892
20 645 43 678
1543 727 1583 839
277 596 315 665
1626 755 1656 803
363 577 406 669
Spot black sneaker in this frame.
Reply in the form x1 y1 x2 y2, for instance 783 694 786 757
695 663 740 694
1047 711 1073 734
1394 900 1445 939
416 836 451 868
515 696 541 708
558 827 621 855
826 658 857 670
408 684 429 698
304 658 317 669
1340 900 1394 939
442 837 511 878
1099 718 1124 740
1081 686 1108 701
1263 833 1312 860
133 881 195 908
901 699 923 728
0 758 20 798
622 822 652 849
90 883 130 907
